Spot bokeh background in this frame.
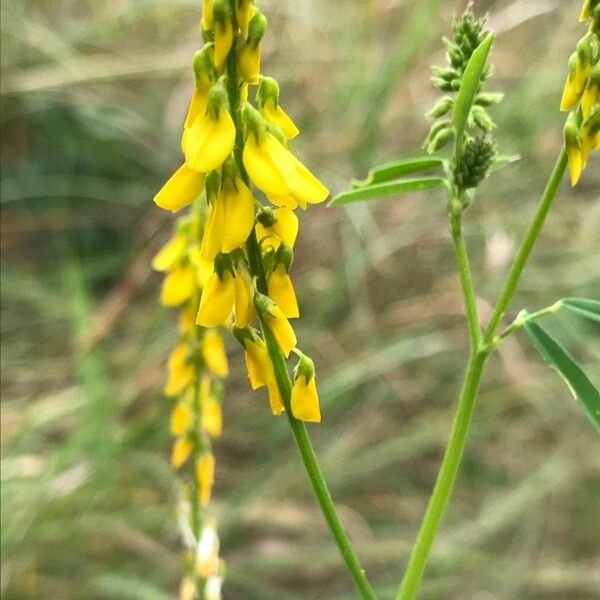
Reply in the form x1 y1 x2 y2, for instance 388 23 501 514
2 0 600 598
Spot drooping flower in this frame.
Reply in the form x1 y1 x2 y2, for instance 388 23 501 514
290 353 321 423
257 76 299 140
196 452 216 507
196 255 236 326
154 164 206 213
202 329 229 377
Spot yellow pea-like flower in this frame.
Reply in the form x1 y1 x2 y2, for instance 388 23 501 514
196 271 235 326
164 343 194 397
214 17 233 69
243 131 329 209
200 196 227 261
154 164 206 213
185 87 208 129
256 207 299 248
580 112 600 167
243 335 273 389
260 99 299 140
187 245 214 288
233 268 256 327
266 379 285 415
161 264 197 306
202 396 223 437
221 178 255 253
196 453 216 507
202 330 229 377
263 304 297 357
238 42 261 82
171 400 193 436
202 0 214 29
267 264 299 318
236 0 254 40
172 436 193 468
152 233 187 272
290 374 321 423
185 108 235 174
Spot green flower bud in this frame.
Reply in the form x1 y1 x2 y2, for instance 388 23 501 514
453 135 496 189
427 96 454 118
471 105 496 132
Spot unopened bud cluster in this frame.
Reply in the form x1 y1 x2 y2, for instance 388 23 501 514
561 1 600 186
453 136 496 190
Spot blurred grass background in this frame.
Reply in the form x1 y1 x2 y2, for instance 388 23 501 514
1 0 600 598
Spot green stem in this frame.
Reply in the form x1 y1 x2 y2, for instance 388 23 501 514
224 22 377 599
494 300 563 344
484 146 568 340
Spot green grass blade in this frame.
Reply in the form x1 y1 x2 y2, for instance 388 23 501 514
561 297 600 322
524 321 600 434
453 33 494 145
330 176 445 206
351 157 444 188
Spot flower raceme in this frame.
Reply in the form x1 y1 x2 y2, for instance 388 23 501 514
561 3 599 185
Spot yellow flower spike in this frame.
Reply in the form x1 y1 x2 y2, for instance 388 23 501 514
268 264 299 319
170 400 193 436
152 233 187 272
161 264 197 306
213 0 234 69
221 177 255 253
202 329 229 377
202 0 214 30
256 207 299 248
260 99 299 140
233 267 256 327
290 352 321 423
196 453 216 507
185 85 235 173
172 437 193 469
564 116 583 186
255 291 297 357
154 164 206 213
236 0 254 40
266 379 285 415
202 396 223 437
196 255 236 327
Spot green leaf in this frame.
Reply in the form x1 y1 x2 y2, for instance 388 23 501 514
524 321 600 434
351 157 444 188
453 33 494 145
330 177 445 206
561 297 600 322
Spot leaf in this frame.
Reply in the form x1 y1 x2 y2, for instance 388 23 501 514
453 33 494 145
524 321 600 434
561 297 600 323
351 157 444 188
330 177 445 206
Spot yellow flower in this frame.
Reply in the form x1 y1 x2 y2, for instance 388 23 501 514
160 263 196 306
202 396 223 437
185 102 235 173
255 207 299 248
172 436 193 468
196 270 235 327
266 379 285 415
267 264 299 318
564 116 583 186
581 64 599 118
202 329 229 377
179 577 196 600
243 335 273 389
580 109 600 166
236 0 254 39
178 305 197 334
213 0 234 69
260 98 299 140
196 522 219 578
188 245 214 288
243 130 329 209
154 164 206 213
202 0 214 29
291 374 321 423
152 233 187 272
263 303 296 357
196 453 215 507
164 343 194 397
184 87 208 129
170 400 193 436
233 268 256 327
239 42 260 82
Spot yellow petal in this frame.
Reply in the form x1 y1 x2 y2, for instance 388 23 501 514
202 396 222 437
200 198 226 261
567 145 582 186
154 164 206 213
188 245 214 287
185 110 236 173
214 18 233 69
161 264 197 306
256 207 299 249
236 0 254 39
266 379 285 415
202 329 229 377
291 376 321 423
171 400 193 436
164 343 194 397
288 153 329 206
202 0 214 29
238 43 261 82
264 305 296 357
260 101 299 139
172 437 193 468
221 178 256 253
178 305 197 334
152 234 187 272
233 269 256 327
581 82 597 119
185 88 208 129
196 453 215 507
196 272 235 327
244 337 273 389
267 266 299 318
